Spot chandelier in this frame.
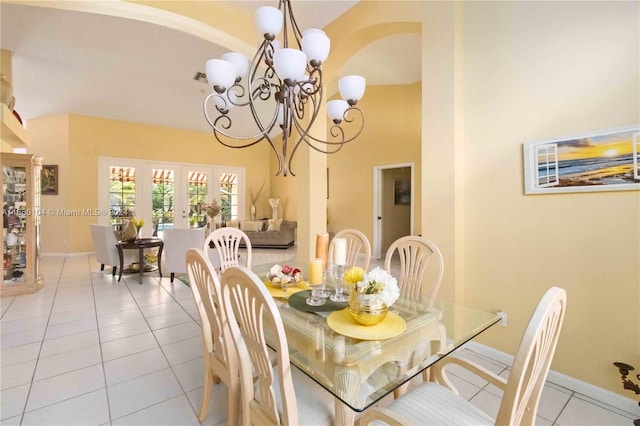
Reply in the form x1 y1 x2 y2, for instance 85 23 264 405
203 0 366 176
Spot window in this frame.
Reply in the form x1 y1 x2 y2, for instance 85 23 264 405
109 166 136 224
220 172 238 221
188 171 208 227
535 143 559 188
152 169 175 235
98 158 246 228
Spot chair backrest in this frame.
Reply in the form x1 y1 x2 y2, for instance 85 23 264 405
204 227 252 272
90 224 119 266
384 235 444 301
496 287 567 425
220 265 299 426
328 229 372 270
163 228 205 274
185 248 239 390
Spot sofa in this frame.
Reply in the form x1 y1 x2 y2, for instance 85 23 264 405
225 219 296 248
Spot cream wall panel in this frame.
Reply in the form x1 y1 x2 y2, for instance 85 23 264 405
27 115 69 254
461 0 639 396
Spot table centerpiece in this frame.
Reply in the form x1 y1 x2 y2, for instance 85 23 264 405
344 266 400 326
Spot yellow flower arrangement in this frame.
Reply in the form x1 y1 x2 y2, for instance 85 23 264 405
343 266 364 286
346 266 400 307
131 217 144 232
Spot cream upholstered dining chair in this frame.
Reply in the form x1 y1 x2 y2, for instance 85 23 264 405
384 235 444 301
90 224 136 276
220 266 335 426
163 228 205 282
328 228 372 270
204 227 252 273
185 248 240 424
360 286 567 426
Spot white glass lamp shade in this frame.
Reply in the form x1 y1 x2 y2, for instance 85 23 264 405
273 48 307 82
302 29 330 63
326 100 349 122
205 59 236 91
255 6 283 37
222 52 248 78
338 75 366 103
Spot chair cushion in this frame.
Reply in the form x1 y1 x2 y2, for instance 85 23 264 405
384 382 493 425
240 220 263 232
270 365 334 425
267 218 283 231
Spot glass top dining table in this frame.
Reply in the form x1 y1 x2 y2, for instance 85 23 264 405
251 262 500 424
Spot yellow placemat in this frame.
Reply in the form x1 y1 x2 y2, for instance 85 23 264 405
326 310 406 341
264 280 310 298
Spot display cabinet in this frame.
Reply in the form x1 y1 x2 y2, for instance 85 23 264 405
2 152 44 296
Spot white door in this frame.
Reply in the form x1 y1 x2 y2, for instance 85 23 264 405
145 164 219 238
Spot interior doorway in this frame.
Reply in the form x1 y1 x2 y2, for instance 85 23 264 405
372 163 414 259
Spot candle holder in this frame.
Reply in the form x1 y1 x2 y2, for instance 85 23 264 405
330 264 349 303
612 361 640 426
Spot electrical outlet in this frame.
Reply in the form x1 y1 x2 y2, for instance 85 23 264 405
497 310 507 327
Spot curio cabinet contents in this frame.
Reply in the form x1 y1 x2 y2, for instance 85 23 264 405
2 153 44 296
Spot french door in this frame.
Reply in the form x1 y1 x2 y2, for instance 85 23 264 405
99 157 245 238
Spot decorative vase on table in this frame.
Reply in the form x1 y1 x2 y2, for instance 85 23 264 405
268 197 279 220
343 266 400 326
348 293 388 326
250 204 257 220
122 220 137 242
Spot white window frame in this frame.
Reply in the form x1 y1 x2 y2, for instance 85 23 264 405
98 157 246 232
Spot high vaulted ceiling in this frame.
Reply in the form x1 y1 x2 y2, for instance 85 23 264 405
1 1 421 134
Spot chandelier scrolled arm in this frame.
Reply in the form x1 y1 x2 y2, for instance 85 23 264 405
202 0 366 176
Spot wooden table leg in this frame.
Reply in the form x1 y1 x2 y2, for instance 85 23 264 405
157 243 163 278
117 245 124 282
138 246 144 284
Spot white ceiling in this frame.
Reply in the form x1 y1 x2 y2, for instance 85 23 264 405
1 2 421 134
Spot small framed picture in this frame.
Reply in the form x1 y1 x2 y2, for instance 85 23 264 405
394 179 411 205
41 165 59 195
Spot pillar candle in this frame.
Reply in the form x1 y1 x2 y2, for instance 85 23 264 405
315 232 329 270
333 237 347 266
309 258 323 284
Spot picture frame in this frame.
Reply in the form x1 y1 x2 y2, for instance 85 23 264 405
41 165 59 195
394 179 411 205
523 125 640 194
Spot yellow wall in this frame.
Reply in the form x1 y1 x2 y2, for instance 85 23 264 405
327 83 422 245
28 113 271 253
459 1 639 395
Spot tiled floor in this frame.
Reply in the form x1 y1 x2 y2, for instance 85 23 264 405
1 247 637 425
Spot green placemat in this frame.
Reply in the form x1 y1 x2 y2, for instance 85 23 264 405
288 290 348 312
178 276 190 287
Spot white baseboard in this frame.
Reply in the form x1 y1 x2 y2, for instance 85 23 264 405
465 341 640 417
42 251 94 257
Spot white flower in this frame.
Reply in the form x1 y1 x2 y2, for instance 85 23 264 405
268 197 280 209
355 267 400 307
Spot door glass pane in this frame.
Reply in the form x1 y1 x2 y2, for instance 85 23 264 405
220 172 238 221
152 169 174 237
188 171 208 228
109 166 136 225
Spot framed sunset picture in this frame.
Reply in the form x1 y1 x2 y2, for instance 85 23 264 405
523 125 640 194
